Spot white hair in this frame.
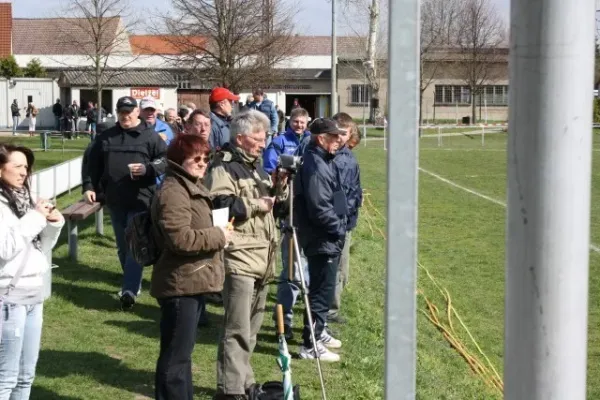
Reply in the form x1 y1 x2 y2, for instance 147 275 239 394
231 109 269 137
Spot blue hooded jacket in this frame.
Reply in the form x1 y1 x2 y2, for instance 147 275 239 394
294 142 347 256
334 146 362 231
153 119 174 185
262 128 311 173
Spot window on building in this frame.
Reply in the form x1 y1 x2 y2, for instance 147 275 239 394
434 85 471 105
349 84 370 105
435 85 508 106
481 85 508 106
175 74 191 90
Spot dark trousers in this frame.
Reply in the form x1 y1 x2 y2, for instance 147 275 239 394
302 253 341 348
155 295 205 400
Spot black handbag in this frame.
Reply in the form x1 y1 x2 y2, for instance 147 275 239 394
247 381 300 400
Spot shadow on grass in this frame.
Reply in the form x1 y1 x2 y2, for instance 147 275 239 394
37 349 155 398
51 281 160 321
31 386 83 400
104 309 222 341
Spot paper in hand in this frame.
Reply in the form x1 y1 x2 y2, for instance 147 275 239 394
212 208 229 228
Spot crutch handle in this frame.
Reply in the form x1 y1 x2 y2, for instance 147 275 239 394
276 304 285 335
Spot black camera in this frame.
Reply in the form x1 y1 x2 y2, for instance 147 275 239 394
277 154 302 173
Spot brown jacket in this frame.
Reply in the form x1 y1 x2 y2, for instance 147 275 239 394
150 161 226 299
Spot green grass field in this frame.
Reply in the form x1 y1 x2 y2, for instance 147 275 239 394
0 136 88 170
24 131 600 398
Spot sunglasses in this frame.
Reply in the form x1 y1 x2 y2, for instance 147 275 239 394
192 155 211 163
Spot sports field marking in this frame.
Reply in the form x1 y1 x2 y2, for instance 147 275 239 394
420 167 600 254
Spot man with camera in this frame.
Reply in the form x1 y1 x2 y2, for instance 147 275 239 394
205 110 289 399
262 107 311 340
294 118 346 362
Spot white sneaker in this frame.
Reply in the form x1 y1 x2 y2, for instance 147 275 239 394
320 329 342 349
299 342 341 362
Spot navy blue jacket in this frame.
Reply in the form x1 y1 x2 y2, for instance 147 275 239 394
334 146 362 231
262 128 310 173
248 99 278 133
294 142 347 256
209 112 231 149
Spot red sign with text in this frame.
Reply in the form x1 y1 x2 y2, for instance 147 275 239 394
131 87 160 99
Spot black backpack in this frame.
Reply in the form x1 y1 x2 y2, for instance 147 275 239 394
247 382 300 400
125 211 161 267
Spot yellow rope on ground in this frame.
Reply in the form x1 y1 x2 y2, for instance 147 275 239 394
360 190 504 394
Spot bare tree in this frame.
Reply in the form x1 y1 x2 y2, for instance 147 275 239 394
153 0 297 93
59 0 139 113
454 0 505 123
420 0 460 123
340 0 387 122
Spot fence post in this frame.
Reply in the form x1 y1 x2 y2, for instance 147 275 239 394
481 126 485 147
437 126 442 147
95 208 104 236
385 0 419 397
505 0 594 397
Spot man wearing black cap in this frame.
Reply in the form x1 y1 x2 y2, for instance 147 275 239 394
294 118 346 362
84 96 167 310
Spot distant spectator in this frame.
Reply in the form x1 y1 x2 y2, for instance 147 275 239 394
71 101 81 138
209 87 239 149
164 108 179 135
0 144 64 398
248 88 278 145
10 100 20 136
26 103 38 137
139 97 174 145
52 99 62 132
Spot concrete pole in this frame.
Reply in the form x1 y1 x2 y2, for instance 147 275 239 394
505 0 595 398
385 0 419 397
331 0 337 115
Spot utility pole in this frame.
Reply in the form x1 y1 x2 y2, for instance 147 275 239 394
505 0 595 398
331 0 338 115
385 0 419 397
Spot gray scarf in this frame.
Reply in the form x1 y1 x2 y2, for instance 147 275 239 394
8 188 42 251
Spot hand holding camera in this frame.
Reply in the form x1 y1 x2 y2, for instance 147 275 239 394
258 196 275 213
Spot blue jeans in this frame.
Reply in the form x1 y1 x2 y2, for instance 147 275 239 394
274 233 309 327
11 117 18 135
0 303 43 400
109 207 144 296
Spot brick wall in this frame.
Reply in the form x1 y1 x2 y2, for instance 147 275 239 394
0 3 11 57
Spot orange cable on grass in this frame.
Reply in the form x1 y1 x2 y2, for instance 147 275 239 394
360 190 503 392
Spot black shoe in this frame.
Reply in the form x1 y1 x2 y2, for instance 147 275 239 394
328 314 347 324
284 324 294 341
119 292 135 311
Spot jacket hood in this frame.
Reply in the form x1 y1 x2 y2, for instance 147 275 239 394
220 143 261 167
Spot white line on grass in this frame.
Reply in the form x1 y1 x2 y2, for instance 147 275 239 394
419 167 600 254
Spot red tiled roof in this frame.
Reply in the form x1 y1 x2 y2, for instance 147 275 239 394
12 17 123 55
129 34 370 58
130 35 207 55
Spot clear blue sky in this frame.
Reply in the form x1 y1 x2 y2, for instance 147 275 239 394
13 0 510 36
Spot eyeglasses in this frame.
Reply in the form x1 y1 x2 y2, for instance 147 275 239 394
192 155 210 163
